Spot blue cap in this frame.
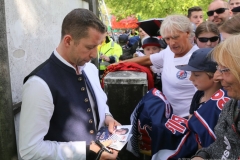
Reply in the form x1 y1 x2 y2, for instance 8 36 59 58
119 34 129 44
128 36 140 47
175 48 217 73
142 37 160 48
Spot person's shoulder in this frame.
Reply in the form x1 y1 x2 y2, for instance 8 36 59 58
113 42 121 48
193 90 204 99
160 46 171 55
185 44 199 56
85 62 97 70
223 98 236 109
191 44 199 52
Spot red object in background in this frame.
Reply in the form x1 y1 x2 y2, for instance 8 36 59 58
101 62 154 90
111 16 138 29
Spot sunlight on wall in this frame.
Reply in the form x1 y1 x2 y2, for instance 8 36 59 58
5 0 86 104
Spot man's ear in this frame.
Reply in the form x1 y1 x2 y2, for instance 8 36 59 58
229 10 233 17
63 35 73 47
194 36 197 42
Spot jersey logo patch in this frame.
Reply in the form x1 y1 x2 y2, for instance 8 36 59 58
176 70 187 80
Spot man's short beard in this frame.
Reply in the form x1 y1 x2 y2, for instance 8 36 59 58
213 18 225 27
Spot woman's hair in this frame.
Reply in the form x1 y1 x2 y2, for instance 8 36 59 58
160 14 193 38
195 21 220 38
219 13 240 35
212 34 240 83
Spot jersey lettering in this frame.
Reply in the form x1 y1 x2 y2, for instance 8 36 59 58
211 90 230 110
165 115 187 134
138 120 152 151
217 97 230 110
212 89 224 100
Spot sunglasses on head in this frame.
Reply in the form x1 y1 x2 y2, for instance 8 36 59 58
197 36 219 43
207 8 229 16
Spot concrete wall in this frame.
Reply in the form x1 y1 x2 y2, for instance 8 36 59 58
5 0 89 105
2 0 94 159
0 0 18 159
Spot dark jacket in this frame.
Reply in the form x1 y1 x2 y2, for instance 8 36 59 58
194 99 240 159
24 53 98 144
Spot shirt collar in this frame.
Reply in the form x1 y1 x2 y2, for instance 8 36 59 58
54 48 86 74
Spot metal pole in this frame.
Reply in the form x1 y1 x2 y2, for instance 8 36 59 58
0 0 18 159
100 0 115 41
101 0 111 28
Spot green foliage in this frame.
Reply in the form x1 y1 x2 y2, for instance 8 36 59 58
105 0 213 21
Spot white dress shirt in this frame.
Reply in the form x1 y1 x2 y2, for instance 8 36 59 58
19 50 111 160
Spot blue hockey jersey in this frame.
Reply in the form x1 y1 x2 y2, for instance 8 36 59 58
127 88 230 159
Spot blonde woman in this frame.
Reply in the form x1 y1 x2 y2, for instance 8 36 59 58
192 34 240 160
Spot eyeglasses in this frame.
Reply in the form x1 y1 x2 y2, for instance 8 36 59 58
198 36 219 43
207 8 229 16
216 65 230 74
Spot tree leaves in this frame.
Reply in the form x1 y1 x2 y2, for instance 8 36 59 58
104 0 212 21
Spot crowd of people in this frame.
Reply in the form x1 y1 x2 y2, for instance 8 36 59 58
121 0 240 159
18 0 240 159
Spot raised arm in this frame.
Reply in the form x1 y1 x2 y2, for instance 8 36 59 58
123 55 152 66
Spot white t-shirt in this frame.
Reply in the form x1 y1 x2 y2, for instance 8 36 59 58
150 45 198 117
135 50 145 57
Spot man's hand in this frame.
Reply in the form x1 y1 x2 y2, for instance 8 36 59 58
105 115 121 133
100 55 110 62
100 140 119 160
90 140 119 160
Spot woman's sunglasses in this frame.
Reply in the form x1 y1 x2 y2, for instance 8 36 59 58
207 8 229 16
197 36 219 43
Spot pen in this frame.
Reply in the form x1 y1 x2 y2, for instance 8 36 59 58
95 140 112 154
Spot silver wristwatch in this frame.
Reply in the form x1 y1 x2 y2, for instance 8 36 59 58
105 113 113 117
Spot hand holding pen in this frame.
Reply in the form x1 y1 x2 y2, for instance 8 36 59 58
95 140 112 154
90 140 118 160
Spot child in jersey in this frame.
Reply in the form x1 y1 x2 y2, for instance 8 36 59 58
175 48 229 149
127 48 230 159
176 48 228 118
139 37 163 90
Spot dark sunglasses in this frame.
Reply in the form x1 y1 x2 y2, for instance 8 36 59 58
207 8 229 16
198 36 219 43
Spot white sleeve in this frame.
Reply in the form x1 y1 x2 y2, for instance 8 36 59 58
150 51 164 69
19 76 86 160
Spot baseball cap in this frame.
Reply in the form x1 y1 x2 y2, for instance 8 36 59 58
175 48 217 72
142 37 161 48
128 36 140 47
232 6 240 13
118 34 129 44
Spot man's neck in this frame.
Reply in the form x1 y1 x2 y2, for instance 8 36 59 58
202 84 222 102
174 44 194 58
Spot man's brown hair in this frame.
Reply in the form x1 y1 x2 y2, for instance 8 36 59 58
61 8 106 41
187 6 202 18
